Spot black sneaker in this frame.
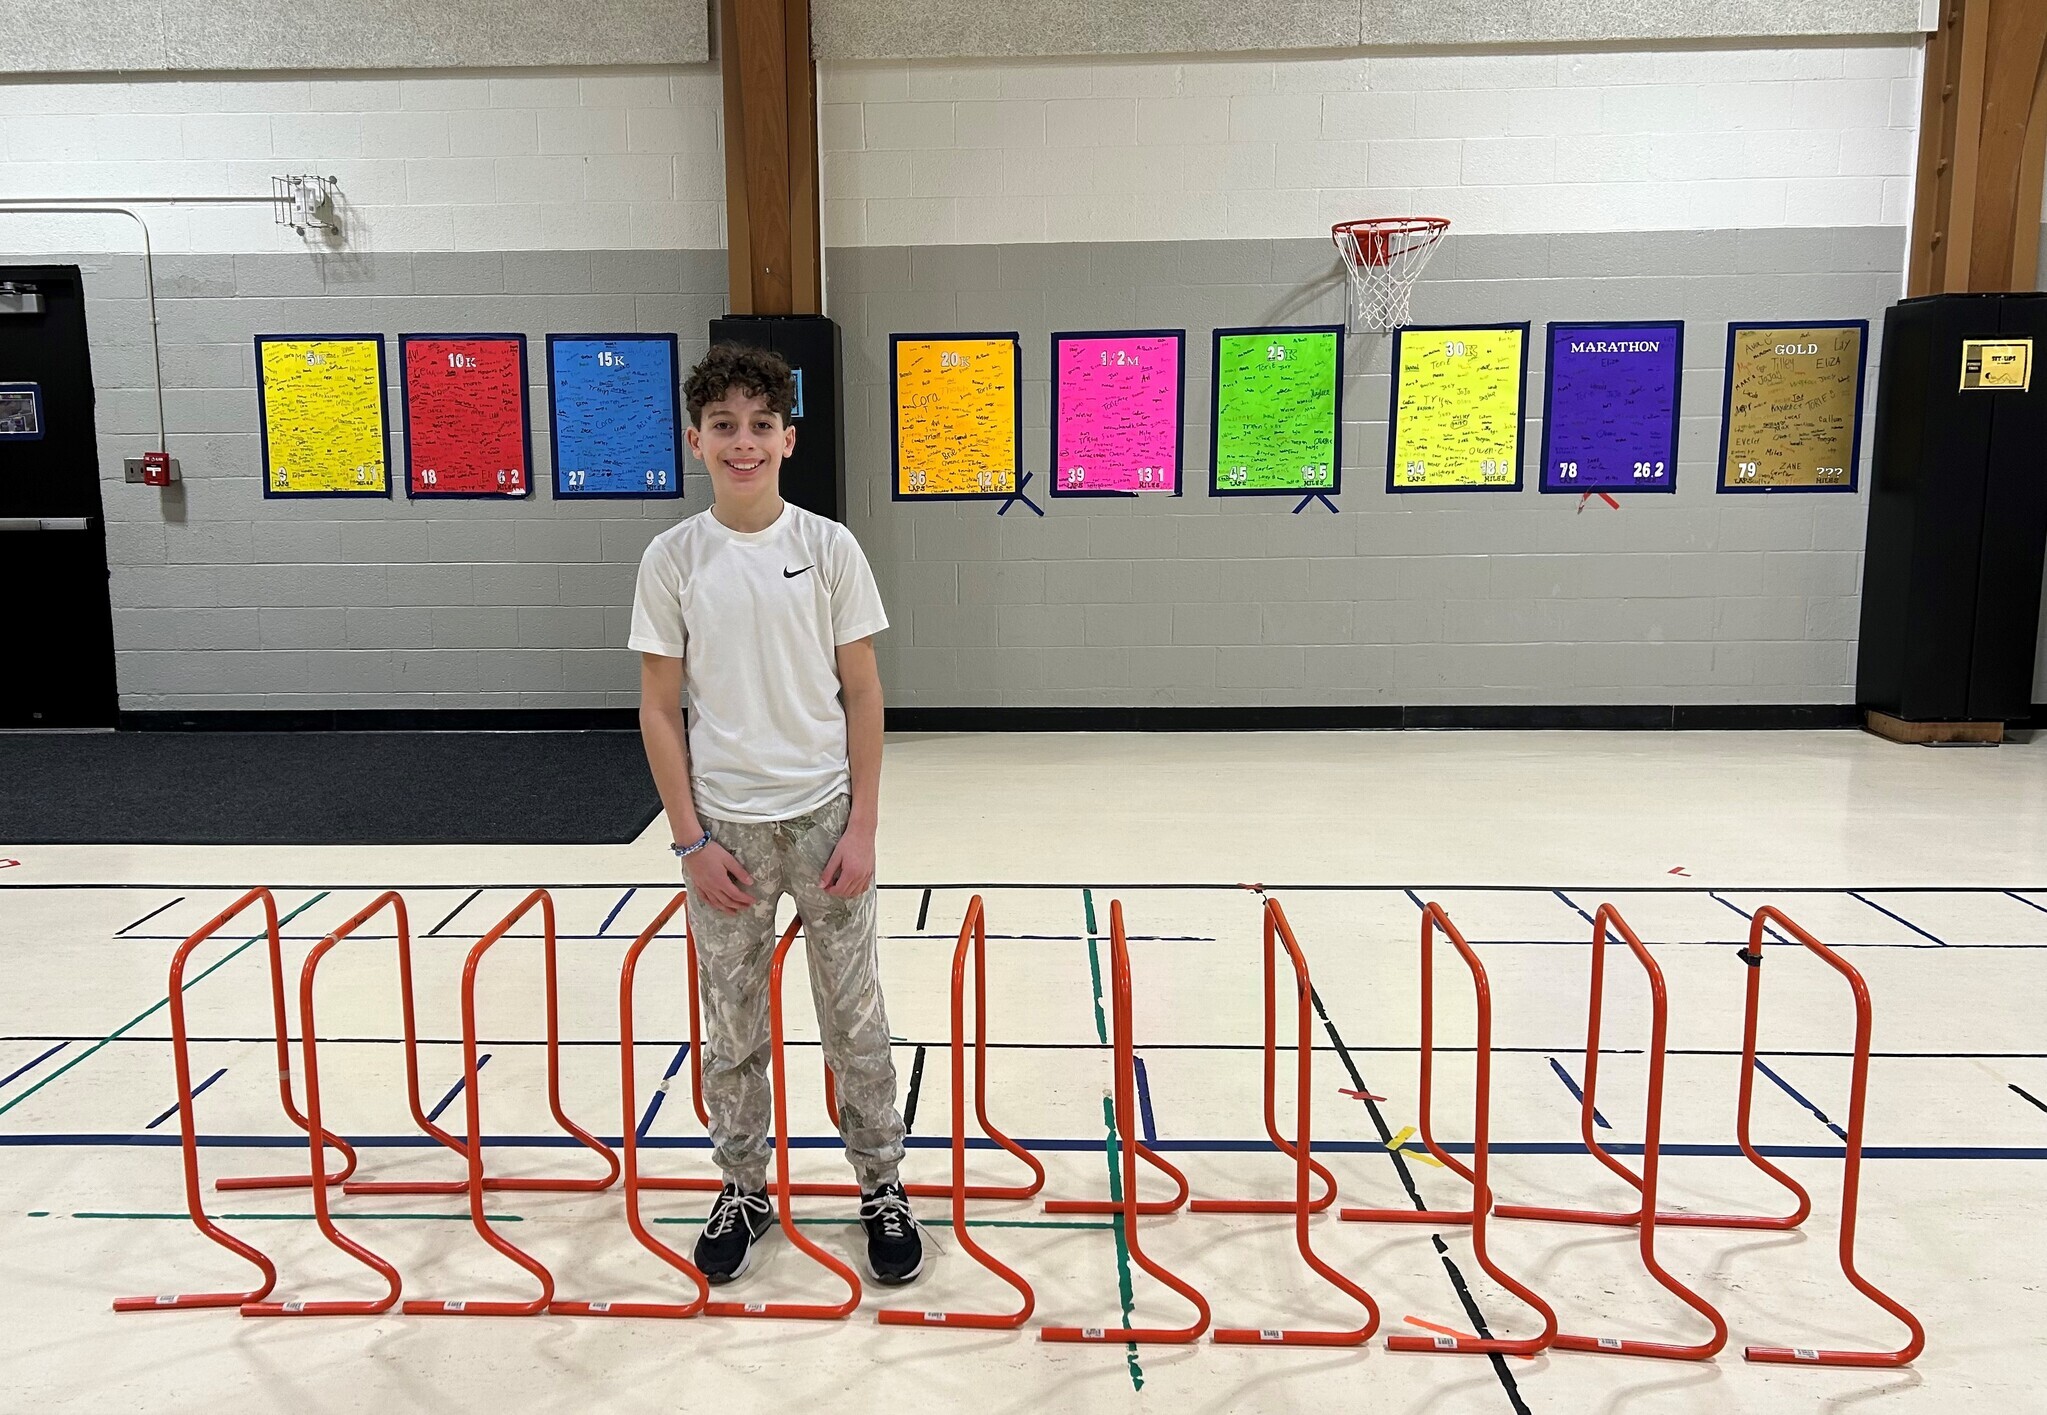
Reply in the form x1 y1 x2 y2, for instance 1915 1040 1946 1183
695 1181 775 1284
859 1181 924 1285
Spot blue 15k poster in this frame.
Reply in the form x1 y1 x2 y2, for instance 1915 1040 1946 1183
547 333 682 498
1540 321 1684 494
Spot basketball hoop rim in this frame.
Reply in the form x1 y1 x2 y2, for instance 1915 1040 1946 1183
1332 216 1451 266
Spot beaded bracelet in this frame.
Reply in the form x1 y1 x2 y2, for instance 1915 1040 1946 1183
670 831 713 859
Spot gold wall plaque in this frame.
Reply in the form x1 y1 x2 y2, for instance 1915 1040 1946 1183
1719 322 1868 492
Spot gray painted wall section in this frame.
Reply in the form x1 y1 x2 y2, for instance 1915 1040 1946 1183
812 0 1925 61
832 229 1906 709
1 0 709 75
13 246 725 711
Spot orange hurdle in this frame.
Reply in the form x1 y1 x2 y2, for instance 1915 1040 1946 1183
114 887 357 1313
343 889 619 1199
242 892 414 1317
879 895 1036 1329
1494 904 1726 1361
1340 901 1556 1357
1734 907 1924 1368
548 889 710 1319
1042 899 1210 1345
402 889 617 1316
1209 896 1378 1347
698 916 863 1320
671 911 1043 1204
1190 893 1340 1218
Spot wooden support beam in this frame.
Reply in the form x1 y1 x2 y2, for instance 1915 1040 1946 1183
1910 0 2047 295
719 0 822 315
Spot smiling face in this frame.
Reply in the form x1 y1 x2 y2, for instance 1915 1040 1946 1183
687 389 797 512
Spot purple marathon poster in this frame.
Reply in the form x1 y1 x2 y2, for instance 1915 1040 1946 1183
1539 321 1684 494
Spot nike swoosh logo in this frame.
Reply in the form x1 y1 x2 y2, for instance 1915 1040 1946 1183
783 565 814 579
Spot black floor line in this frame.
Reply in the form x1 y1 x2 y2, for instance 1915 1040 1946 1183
427 888 483 937
1307 981 1531 1415
11 879 2047 894
6 1030 2036 1063
901 1044 928 1134
116 896 184 935
915 888 932 930
2012 1084 2047 1115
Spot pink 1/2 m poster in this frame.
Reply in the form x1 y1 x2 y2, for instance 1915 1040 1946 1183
1050 330 1186 496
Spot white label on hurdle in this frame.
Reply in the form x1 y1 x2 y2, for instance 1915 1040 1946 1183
1598 1337 1623 1350
155 1295 179 1306
445 1301 466 1312
283 1301 305 1313
1082 1326 1105 1339
1260 1330 1284 1342
590 1302 611 1313
745 1302 766 1314
1794 1348 1819 1361
925 1311 946 1322
1433 1335 1457 1350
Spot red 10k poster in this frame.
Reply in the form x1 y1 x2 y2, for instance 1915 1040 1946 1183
400 334 532 497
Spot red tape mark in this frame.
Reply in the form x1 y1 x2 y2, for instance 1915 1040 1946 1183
0 859 18 869
1340 1087 1387 1104
1667 866 1691 877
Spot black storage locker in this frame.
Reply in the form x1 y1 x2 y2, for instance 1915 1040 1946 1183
707 314 846 523
1855 292 2047 722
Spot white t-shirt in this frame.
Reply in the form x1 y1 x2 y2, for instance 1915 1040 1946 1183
628 502 888 823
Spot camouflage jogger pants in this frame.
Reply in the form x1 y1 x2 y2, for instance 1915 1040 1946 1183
688 793 905 1191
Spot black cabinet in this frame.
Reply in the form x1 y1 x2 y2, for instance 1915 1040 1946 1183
1856 293 2047 722
708 315 846 523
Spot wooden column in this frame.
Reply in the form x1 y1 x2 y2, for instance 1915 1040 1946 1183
719 0 822 315
1909 0 2047 294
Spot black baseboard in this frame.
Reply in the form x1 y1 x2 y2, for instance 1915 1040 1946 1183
119 708 641 732
114 703 2045 734
885 704 1868 732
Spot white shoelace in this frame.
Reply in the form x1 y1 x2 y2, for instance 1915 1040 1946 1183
859 1186 916 1243
705 1185 772 1240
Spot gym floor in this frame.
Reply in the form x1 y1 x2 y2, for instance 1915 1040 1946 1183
4 729 2043 1413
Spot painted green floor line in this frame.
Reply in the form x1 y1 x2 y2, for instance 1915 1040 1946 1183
1082 887 1144 1392
0 890 332 1119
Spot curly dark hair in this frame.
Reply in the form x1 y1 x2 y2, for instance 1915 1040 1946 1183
685 342 797 426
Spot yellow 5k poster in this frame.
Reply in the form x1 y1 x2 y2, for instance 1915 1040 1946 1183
891 333 1021 499
257 335 391 497
1387 324 1529 491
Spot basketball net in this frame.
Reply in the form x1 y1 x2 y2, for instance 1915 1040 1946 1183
1333 217 1450 332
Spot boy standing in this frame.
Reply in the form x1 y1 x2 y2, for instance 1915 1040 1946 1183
629 344 920 1285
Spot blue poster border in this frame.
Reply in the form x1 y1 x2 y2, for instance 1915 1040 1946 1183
1716 318 1870 495
1385 322 1531 495
888 331 1025 503
399 332 534 501
1048 328 1187 500
254 333 392 501
1537 319 1685 496
545 331 685 502
1207 323 1346 498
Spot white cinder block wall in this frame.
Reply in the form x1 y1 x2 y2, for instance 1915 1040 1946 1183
0 68 725 254
818 45 1921 247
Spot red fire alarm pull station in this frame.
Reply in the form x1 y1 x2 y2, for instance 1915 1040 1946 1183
141 451 172 486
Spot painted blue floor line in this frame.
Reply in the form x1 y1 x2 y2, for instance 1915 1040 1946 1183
1751 1057 1849 1140
636 1043 691 1141
4 1132 2044 1161
1547 1056 1611 1129
1848 891 1949 946
598 887 637 935
423 1053 490 1124
1132 1053 1159 1143
0 1042 68 1091
145 1067 225 1129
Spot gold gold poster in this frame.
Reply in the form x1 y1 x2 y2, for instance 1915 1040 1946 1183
1718 322 1867 492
